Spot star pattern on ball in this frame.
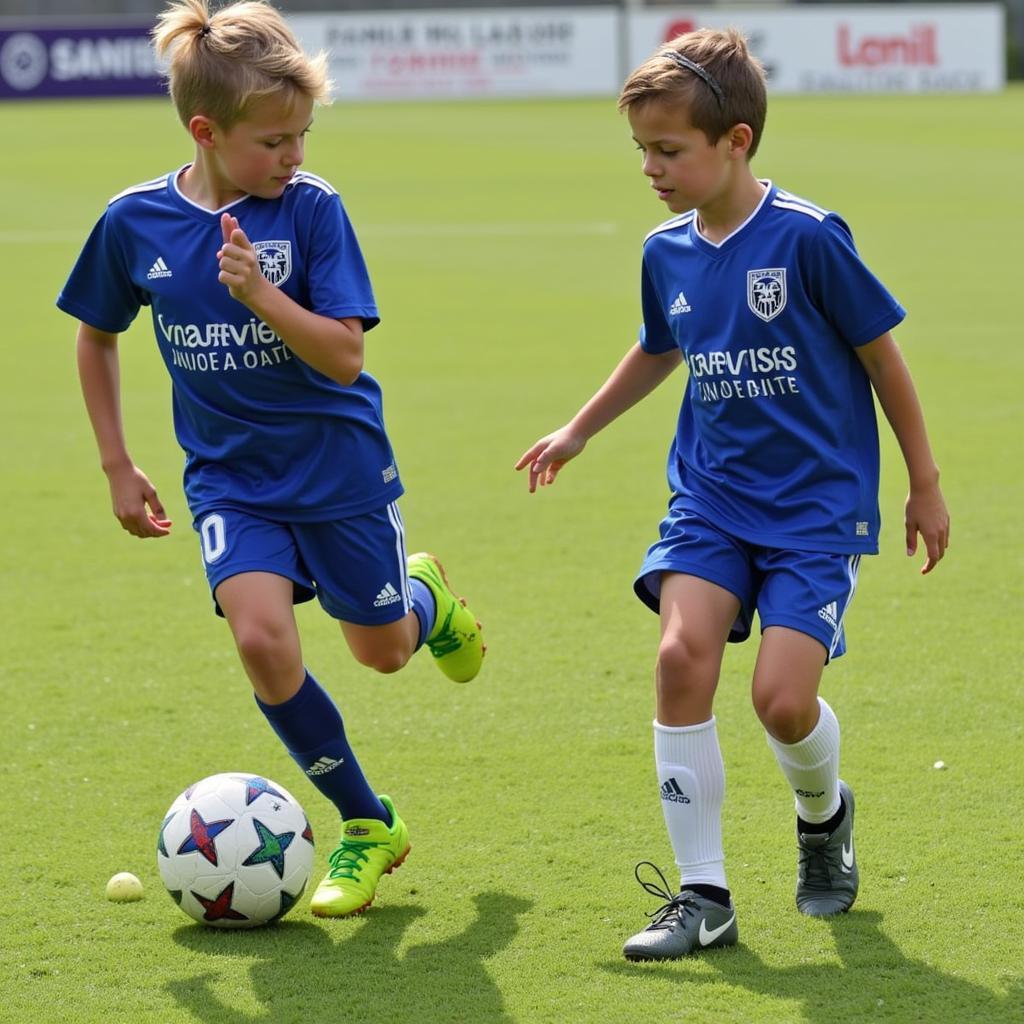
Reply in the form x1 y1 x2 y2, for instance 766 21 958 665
236 775 288 807
242 818 295 879
177 808 234 865
192 882 248 923
269 883 305 923
302 817 314 845
157 813 175 857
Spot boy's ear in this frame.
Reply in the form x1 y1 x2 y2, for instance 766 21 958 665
189 114 218 150
726 122 754 159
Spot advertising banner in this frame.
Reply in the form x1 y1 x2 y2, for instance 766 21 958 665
628 5 1004 94
0 23 164 99
290 7 620 101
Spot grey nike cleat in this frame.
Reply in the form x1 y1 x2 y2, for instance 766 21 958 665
623 862 738 961
796 779 859 916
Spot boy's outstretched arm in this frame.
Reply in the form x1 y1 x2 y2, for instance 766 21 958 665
76 323 171 538
856 332 949 574
516 343 682 492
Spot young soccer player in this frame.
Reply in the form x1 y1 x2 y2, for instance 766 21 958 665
517 28 949 960
58 0 484 919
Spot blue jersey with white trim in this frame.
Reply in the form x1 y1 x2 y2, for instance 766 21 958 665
639 181 905 553
58 167 402 521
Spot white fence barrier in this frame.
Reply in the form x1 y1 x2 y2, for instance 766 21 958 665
0 5 1006 101
628 5 1005 94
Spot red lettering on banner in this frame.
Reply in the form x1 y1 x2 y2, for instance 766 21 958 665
664 20 697 43
837 24 938 67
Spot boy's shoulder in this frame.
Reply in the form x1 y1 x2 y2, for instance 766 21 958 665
284 169 339 198
107 172 172 208
643 209 697 246
769 187 832 226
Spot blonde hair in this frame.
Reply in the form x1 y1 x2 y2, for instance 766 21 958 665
152 0 331 128
618 28 767 158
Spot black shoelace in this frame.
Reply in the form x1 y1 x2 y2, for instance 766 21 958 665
633 861 701 932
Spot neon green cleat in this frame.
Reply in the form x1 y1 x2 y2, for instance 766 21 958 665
408 552 485 683
310 795 410 918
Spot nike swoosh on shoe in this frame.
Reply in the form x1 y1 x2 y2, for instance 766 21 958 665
841 840 855 873
698 913 736 947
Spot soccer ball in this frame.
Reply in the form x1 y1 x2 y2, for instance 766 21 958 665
157 773 315 928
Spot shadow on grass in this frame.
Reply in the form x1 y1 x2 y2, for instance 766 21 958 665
602 910 1024 1023
167 891 531 1024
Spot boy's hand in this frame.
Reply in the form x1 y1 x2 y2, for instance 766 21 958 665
905 481 949 574
515 429 586 493
217 213 268 304
105 462 172 538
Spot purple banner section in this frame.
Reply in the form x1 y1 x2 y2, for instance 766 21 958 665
0 23 164 99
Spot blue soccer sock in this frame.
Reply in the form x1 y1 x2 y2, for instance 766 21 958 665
255 671 389 824
409 577 436 650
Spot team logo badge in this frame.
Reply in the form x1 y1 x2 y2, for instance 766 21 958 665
253 240 292 287
747 268 787 322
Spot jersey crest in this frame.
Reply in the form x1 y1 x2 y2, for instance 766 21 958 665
253 240 292 287
747 268 786 322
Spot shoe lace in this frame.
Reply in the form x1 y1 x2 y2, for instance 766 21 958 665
633 861 700 932
427 604 462 657
797 836 840 890
327 838 382 880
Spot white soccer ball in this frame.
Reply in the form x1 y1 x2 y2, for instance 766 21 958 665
157 773 315 928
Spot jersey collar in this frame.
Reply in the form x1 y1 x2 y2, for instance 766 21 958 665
167 164 253 221
690 179 777 256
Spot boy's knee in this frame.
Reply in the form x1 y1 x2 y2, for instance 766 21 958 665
352 645 410 675
754 690 816 743
657 633 709 685
233 619 296 673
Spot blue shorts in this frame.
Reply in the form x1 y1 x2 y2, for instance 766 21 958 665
193 501 412 625
634 505 861 661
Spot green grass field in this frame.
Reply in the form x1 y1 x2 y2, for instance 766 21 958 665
2 87 1022 1024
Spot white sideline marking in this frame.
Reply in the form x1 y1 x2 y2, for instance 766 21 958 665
3 222 619 245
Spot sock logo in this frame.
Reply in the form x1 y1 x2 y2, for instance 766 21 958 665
660 778 691 804
795 788 826 799
305 755 344 776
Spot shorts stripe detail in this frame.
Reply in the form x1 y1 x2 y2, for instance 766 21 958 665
386 501 410 614
829 555 860 659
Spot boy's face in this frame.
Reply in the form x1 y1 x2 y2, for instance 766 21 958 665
206 91 315 202
628 99 731 215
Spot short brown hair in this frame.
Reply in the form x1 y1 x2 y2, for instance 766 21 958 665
152 0 331 128
618 28 768 159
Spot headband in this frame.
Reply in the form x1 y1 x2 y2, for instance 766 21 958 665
659 50 725 108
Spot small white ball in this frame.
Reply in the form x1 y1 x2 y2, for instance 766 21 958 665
106 872 144 902
933 760 947 771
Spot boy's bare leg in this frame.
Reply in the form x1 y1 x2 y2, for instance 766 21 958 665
754 626 858 915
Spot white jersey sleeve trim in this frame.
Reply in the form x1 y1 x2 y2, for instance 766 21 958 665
771 198 826 223
643 211 696 244
108 174 169 206
288 170 337 196
776 189 829 216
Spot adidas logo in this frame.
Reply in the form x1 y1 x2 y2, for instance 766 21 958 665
669 291 691 316
817 601 838 629
660 777 691 804
305 755 344 777
373 582 403 608
146 256 172 280
345 825 371 837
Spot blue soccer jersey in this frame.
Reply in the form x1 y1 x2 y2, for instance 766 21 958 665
57 167 402 521
639 181 905 554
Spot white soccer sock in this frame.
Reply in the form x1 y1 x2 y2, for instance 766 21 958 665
765 697 841 824
654 717 727 889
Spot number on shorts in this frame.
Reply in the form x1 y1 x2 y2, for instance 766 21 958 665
199 513 226 563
